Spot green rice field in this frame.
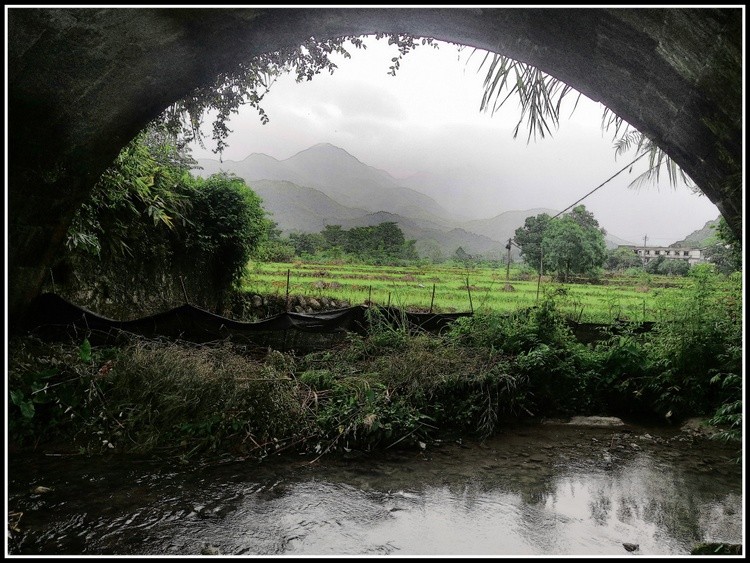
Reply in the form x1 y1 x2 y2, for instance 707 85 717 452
241 261 711 324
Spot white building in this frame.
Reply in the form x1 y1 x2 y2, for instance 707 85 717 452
619 245 704 266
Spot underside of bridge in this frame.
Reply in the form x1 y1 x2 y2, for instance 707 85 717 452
7 7 743 328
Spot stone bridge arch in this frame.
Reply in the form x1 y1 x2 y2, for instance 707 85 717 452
7 7 743 327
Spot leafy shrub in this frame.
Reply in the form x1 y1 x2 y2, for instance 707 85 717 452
639 265 742 421
182 172 269 310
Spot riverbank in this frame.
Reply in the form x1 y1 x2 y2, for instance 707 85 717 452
8 417 742 556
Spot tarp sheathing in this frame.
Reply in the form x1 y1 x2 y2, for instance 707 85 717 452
24 293 472 349
24 293 653 350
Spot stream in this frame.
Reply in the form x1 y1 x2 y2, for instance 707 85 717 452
7 419 743 556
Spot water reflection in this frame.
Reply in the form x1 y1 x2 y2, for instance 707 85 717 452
8 424 742 556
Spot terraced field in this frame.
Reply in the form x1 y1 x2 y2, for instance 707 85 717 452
241 261 699 324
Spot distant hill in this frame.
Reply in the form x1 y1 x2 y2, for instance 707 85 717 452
243 179 367 233
192 143 635 259
459 208 560 244
194 143 455 226
669 217 721 248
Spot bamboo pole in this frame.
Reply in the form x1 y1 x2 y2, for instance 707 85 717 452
179 275 189 304
536 251 543 303
466 275 473 313
285 268 291 311
506 238 512 282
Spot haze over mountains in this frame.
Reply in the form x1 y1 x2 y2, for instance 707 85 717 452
194 142 638 260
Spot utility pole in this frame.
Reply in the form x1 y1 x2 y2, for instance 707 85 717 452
643 235 648 265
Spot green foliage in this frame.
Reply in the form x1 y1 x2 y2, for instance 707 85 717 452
702 216 742 274
13 263 741 459
514 207 606 280
160 36 366 155
606 247 643 272
542 212 607 281
66 130 191 258
8 337 120 447
638 265 742 421
474 49 697 192
449 296 573 354
301 222 416 264
157 34 437 158
514 213 552 272
252 220 296 262
185 172 268 289
57 140 272 314
289 232 327 256
656 258 690 276
306 374 430 452
10 336 310 458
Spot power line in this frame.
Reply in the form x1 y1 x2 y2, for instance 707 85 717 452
508 150 650 247
550 150 650 220
530 150 651 302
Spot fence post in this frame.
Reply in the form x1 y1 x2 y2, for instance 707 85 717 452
429 283 436 313
179 275 190 304
466 275 473 313
285 268 291 311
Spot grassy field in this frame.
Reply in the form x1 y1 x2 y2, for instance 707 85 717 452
241 260 705 324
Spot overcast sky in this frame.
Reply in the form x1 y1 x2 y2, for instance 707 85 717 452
189 36 721 246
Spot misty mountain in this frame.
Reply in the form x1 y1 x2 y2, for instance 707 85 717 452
192 142 636 258
194 143 456 226
243 179 368 234
459 208 560 244
669 216 721 248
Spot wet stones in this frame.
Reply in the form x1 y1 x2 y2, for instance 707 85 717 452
565 416 625 427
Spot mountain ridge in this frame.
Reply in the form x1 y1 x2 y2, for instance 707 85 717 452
192 143 649 258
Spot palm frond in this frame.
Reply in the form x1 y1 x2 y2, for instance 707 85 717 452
475 51 696 190
477 52 575 143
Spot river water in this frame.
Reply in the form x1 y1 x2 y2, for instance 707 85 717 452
7 420 743 557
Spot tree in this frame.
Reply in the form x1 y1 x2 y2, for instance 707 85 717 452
606 247 643 272
541 215 607 282
184 172 269 309
65 129 192 259
702 217 742 274
566 205 606 235
321 225 347 250
454 246 472 264
289 232 326 256
474 50 704 194
514 213 552 273
644 255 666 274
254 220 296 262
657 258 691 276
